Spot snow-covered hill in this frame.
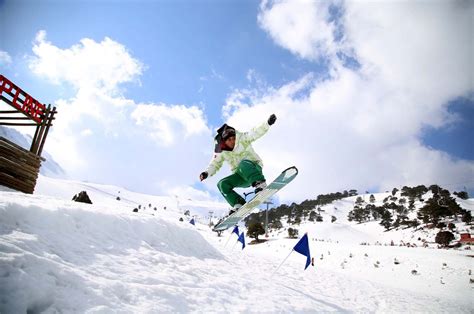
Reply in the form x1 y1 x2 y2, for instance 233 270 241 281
259 191 474 247
1 176 473 312
34 175 230 220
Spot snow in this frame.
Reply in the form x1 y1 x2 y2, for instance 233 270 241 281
1 176 473 312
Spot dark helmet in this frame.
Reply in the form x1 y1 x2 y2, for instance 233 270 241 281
222 127 236 140
215 124 236 140
214 124 236 152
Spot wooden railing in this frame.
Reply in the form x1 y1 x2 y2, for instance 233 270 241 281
0 74 57 194
0 137 43 193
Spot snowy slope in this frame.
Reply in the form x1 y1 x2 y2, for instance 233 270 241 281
267 192 474 246
0 191 221 312
1 177 473 312
34 175 230 219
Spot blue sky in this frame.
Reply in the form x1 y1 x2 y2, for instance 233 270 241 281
2 0 320 122
1 0 473 202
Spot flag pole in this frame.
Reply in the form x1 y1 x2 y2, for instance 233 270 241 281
231 238 238 251
271 249 294 277
224 231 234 248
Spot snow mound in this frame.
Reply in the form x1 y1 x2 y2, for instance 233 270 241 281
35 175 229 219
1 177 472 312
0 193 223 313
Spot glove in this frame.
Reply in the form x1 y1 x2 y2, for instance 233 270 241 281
268 114 277 125
200 171 208 181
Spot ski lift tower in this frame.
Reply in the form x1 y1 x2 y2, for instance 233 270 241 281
0 74 57 193
208 210 214 227
263 200 273 237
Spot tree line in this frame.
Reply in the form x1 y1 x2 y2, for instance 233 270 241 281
347 185 471 231
243 185 470 241
244 190 357 234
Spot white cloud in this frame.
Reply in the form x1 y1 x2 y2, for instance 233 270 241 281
27 31 216 199
224 69 474 201
0 50 12 65
21 1 474 205
258 0 338 61
29 30 144 93
220 0 474 201
343 0 473 109
223 73 313 119
81 129 93 137
131 104 210 146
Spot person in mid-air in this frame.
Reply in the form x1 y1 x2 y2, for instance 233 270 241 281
200 114 277 215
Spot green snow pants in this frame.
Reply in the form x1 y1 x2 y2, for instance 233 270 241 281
217 160 265 207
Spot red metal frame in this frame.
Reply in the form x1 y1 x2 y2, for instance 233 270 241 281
0 75 46 124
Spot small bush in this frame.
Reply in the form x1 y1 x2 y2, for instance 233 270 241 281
462 211 472 224
435 231 455 247
247 222 265 242
288 227 299 238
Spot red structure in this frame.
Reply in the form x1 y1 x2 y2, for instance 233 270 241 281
460 233 474 243
0 75 45 123
0 74 57 193
0 75 57 155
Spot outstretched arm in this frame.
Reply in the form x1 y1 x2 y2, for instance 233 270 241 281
244 114 276 143
204 152 225 178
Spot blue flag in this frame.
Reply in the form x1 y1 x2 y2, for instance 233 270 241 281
237 232 245 250
293 233 311 270
232 225 240 236
189 218 195 225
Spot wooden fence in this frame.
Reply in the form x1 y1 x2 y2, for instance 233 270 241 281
0 137 43 193
0 74 57 194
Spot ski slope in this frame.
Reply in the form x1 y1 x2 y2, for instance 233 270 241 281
1 176 473 312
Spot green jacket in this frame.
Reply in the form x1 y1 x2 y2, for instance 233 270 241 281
206 121 270 177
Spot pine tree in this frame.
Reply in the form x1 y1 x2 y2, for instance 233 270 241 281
454 191 469 200
247 222 265 242
370 194 376 203
380 209 393 230
355 196 364 206
288 227 299 238
461 210 472 224
371 205 386 221
349 189 358 196
435 231 454 247
418 193 462 223
270 220 283 230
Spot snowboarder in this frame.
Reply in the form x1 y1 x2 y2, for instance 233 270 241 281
199 114 277 215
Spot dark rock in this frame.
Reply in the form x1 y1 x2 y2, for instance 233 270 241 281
72 191 92 204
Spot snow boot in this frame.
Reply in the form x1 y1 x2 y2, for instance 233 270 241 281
253 180 267 194
228 203 243 216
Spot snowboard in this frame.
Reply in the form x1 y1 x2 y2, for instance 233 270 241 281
213 166 298 232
